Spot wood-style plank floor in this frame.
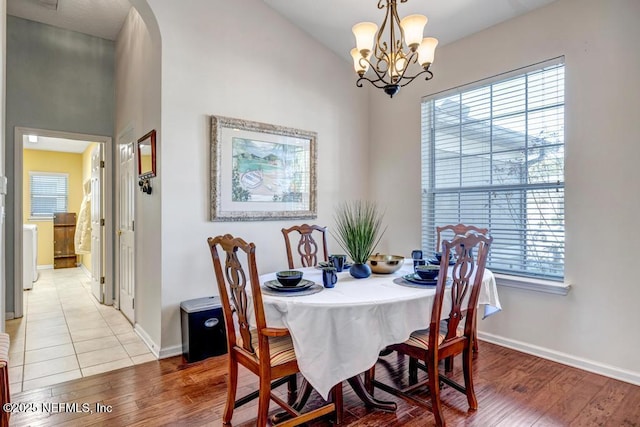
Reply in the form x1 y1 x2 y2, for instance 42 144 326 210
7 342 640 426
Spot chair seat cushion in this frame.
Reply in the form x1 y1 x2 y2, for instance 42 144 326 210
240 330 297 367
405 326 464 350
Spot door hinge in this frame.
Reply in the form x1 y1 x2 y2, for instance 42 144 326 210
100 160 105 168
100 276 105 284
100 218 105 226
132 298 135 309
132 220 135 231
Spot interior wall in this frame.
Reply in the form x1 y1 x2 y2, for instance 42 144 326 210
369 0 640 379
5 16 115 314
22 149 83 267
115 6 162 348
143 0 371 354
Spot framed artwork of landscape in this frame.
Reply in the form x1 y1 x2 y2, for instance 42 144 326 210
210 115 317 221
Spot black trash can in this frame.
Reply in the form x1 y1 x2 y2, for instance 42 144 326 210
180 296 227 363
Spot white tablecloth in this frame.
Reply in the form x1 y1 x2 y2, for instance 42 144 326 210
257 260 501 400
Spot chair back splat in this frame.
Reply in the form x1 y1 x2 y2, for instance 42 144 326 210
435 223 489 357
281 224 329 269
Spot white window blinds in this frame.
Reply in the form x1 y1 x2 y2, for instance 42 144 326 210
421 59 565 280
30 172 69 218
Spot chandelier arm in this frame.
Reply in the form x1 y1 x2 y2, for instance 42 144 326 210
394 50 418 82
357 64 391 88
396 69 434 88
356 75 392 90
359 55 392 84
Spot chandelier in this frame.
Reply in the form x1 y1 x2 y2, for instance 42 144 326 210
351 0 439 98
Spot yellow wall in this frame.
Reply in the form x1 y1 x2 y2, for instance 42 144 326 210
80 143 98 272
23 149 84 266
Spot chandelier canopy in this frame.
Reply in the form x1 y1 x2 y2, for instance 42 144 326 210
351 0 438 98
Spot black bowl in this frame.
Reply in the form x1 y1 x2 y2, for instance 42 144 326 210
415 265 439 280
433 252 452 262
276 270 303 287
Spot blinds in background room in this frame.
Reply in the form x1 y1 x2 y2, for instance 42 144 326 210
30 172 69 219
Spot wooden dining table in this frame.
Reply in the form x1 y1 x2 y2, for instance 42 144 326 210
253 259 502 415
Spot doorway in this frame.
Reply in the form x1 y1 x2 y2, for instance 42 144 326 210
14 127 114 318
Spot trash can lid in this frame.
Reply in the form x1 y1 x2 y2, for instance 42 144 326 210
180 296 222 313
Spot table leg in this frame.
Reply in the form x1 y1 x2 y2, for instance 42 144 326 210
347 375 397 412
291 378 313 410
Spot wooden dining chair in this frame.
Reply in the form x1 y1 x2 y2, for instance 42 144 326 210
366 232 492 427
436 223 489 357
435 224 489 256
208 234 341 427
281 224 329 269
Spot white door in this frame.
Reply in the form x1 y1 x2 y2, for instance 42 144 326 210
90 145 103 302
118 142 136 323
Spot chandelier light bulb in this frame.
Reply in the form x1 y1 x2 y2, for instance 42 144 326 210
417 37 439 68
352 22 378 57
400 14 427 50
350 48 370 76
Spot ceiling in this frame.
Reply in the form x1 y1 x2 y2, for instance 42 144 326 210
7 0 131 40
264 0 557 62
6 0 556 58
23 135 92 153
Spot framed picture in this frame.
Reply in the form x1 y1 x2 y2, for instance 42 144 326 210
210 115 317 221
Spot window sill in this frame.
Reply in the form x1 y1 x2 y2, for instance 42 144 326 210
28 217 53 222
494 273 571 296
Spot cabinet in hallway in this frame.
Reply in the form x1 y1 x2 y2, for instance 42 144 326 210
53 212 77 269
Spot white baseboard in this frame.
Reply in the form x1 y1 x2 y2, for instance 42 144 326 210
159 344 183 359
134 324 160 359
79 264 91 278
37 265 53 270
479 331 640 387
133 324 182 359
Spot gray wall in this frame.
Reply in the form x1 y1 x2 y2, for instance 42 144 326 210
5 16 114 314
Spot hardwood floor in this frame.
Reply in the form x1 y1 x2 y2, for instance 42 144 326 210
7 342 640 426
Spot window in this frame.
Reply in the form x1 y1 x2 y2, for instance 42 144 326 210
421 59 565 281
30 172 69 219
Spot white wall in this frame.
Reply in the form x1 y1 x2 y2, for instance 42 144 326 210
0 0 6 330
369 0 640 381
115 7 162 350
143 0 370 353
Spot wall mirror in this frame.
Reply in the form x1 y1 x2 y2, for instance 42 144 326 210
138 129 156 179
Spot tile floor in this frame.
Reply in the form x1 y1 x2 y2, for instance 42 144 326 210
5 267 156 394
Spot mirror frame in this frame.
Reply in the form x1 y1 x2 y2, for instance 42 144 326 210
137 129 156 179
